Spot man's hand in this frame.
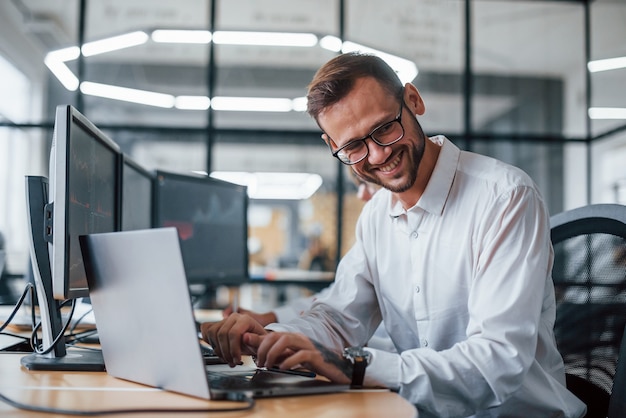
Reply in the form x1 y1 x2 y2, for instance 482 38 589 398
244 332 352 385
222 305 278 327
200 313 268 367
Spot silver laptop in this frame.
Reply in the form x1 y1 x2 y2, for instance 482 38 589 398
79 227 348 401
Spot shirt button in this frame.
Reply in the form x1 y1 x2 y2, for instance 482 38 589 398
415 285 420 293
410 231 418 239
422 339 428 347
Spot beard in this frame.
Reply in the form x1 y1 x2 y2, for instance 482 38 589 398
355 117 426 193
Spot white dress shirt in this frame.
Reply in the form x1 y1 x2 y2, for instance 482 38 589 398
267 136 586 417
273 286 397 352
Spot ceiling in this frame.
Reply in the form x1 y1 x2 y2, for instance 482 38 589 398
1 0 624 136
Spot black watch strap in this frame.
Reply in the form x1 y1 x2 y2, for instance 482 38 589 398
351 356 367 388
343 346 370 388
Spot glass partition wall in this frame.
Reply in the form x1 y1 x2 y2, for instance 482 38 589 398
1 0 625 283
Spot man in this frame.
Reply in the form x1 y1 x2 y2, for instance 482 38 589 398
203 52 585 417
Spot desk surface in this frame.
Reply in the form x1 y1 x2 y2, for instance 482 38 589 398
0 352 417 418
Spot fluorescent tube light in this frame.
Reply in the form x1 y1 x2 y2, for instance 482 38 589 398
210 96 293 112
292 97 308 112
175 95 210 110
81 31 149 57
588 107 626 120
342 41 418 83
46 46 81 62
588 56 626 73
319 35 343 52
44 48 80 91
213 31 318 47
211 172 323 200
43 28 420 112
152 30 211 44
80 81 175 108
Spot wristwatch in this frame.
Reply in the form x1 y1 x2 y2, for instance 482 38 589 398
343 346 371 388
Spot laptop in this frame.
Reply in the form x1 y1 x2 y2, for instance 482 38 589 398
79 227 349 401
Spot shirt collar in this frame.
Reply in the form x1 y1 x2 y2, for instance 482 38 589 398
388 135 460 218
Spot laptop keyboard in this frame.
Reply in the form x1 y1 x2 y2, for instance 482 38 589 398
206 371 256 390
200 344 228 365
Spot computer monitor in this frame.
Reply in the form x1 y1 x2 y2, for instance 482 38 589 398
22 105 121 371
49 105 122 300
153 170 249 292
121 155 154 231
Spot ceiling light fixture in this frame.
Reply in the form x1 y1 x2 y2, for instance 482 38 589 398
210 171 323 200
175 95 211 110
340 41 418 84
588 56 626 73
44 29 419 109
212 31 318 47
151 29 211 44
80 81 175 108
210 96 293 112
291 97 308 112
81 31 149 57
319 35 342 52
44 46 80 91
588 107 626 120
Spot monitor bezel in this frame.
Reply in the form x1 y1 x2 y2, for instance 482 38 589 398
49 105 122 300
153 169 250 287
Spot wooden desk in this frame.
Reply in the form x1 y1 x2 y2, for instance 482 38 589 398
0 352 417 417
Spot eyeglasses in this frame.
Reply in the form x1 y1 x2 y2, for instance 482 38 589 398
328 102 405 165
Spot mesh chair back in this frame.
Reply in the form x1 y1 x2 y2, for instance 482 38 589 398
551 204 626 397
608 324 626 418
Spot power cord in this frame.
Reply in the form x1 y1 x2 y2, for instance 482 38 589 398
30 297 76 355
0 390 255 415
0 283 34 349
65 328 100 345
69 301 94 333
0 282 34 334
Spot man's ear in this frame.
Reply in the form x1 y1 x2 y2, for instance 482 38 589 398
321 133 338 150
404 83 426 116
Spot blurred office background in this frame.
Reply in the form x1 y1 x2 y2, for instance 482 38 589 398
0 0 625 303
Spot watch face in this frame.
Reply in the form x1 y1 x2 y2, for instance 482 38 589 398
344 346 371 363
345 347 363 357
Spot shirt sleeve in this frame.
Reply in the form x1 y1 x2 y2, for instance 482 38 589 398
272 286 332 323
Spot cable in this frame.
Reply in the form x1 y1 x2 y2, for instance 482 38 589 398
0 283 34 334
65 328 99 345
0 389 255 415
30 298 76 355
68 302 94 335
0 283 80 355
0 283 35 352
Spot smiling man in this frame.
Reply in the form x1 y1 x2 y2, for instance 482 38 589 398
203 52 586 418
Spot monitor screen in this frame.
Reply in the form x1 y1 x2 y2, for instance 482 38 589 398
49 105 121 300
154 170 249 286
121 155 153 231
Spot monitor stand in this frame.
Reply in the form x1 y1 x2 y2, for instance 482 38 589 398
20 176 104 371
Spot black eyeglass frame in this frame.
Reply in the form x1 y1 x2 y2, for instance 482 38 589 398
327 100 406 166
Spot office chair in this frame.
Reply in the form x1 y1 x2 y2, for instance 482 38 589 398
608 323 626 418
550 204 626 418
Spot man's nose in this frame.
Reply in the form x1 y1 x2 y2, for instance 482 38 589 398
366 138 392 165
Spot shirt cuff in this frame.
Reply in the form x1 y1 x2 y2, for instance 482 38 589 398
363 348 400 390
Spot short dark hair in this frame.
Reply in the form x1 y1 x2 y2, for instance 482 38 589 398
306 52 404 122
